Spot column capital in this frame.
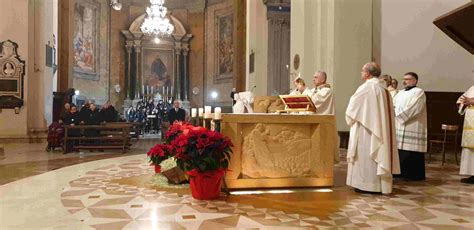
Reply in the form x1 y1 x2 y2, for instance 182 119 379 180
125 41 133 53
133 40 142 53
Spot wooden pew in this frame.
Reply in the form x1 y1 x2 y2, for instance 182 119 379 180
63 123 135 154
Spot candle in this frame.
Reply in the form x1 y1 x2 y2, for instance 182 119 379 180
151 86 154 94
204 106 212 119
214 107 222 120
171 86 174 96
142 85 145 94
162 86 165 95
191 108 197 117
198 108 204 117
147 85 149 94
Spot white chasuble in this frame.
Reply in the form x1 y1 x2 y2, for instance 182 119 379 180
310 85 335 115
310 85 339 162
345 78 400 194
393 87 428 153
459 86 474 175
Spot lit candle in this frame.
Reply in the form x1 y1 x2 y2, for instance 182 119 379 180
198 108 204 117
214 107 222 120
191 108 197 117
204 106 212 119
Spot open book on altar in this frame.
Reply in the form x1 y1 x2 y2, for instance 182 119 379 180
277 95 317 114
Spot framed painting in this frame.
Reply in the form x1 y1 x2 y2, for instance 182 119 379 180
141 48 175 92
73 1 100 80
214 11 234 82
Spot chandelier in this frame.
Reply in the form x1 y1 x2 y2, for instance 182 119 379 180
140 0 174 40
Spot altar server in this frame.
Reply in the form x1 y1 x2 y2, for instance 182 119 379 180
457 85 474 184
393 72 427 181
346 62 400 194
290 78 311 96
310 71 335 115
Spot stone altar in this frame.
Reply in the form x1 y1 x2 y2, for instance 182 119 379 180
222 113 336 188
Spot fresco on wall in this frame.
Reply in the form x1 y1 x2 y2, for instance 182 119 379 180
73 1 99 80
217 13 233 77
142 48 174 91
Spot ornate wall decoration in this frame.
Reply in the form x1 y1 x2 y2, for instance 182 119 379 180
206 2 234 85
73 0 101 80
0 40 25 108
241 123 313 178
122 14 192 100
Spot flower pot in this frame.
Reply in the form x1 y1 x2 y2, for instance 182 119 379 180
154 165 161 174
187 169 225 200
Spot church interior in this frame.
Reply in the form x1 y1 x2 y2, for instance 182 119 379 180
0 0 473 229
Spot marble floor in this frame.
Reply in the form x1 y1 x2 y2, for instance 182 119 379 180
0 140 473 229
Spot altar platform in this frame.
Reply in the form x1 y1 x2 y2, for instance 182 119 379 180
222 113 337 189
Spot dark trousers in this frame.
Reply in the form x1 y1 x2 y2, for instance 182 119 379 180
398 149 426 181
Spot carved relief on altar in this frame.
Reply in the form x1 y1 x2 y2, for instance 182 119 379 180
253 96 285 113
0 40 25 108
241 123 314 178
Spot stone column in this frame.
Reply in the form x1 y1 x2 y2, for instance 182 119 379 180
174 43 182 100
182 44 189 101
125 41 133 99
133 40 142 98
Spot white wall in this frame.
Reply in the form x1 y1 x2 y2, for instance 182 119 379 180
291 0 373 131
246 0 268 96
381 0 474 92
0 0 57 137
0 0 29 137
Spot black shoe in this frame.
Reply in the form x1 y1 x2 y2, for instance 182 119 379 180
354 188 382 194
460 176 474 184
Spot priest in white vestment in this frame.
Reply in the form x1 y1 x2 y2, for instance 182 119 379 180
393 72 427 181
311 71 339 162
457 85 474 184
310 71 335 115
346 62 400 194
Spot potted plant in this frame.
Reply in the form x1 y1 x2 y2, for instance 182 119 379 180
147 122 233 199
170 125 233 200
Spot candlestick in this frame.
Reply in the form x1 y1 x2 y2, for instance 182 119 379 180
214 107 222 120
213 119 222 133
204 118 212 130
191 108 197 117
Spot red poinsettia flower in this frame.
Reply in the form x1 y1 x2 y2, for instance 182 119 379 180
146 122 234 173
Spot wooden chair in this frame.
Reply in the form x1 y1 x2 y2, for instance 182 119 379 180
429 124 459 165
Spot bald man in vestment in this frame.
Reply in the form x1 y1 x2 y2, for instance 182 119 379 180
457 85 474 184
346 62 400 194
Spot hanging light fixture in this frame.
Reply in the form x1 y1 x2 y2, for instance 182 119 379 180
140 0 174 41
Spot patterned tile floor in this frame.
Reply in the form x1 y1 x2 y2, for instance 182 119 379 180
0 140 473 229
